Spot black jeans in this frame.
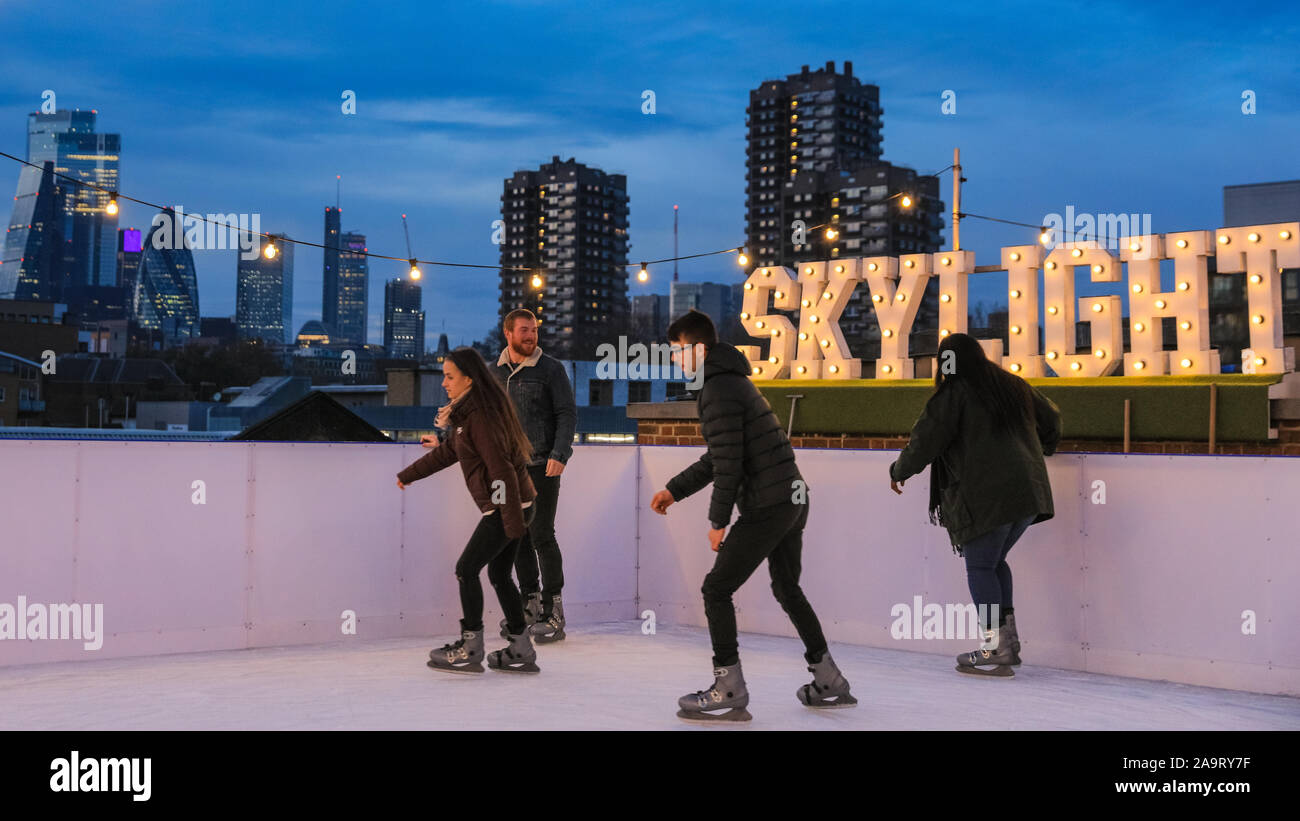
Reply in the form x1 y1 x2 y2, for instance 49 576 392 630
455 506 537 635
700 499 828 668
960 516 1035 630
513 463 564 610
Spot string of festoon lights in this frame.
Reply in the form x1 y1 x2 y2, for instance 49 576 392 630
0 149 748 284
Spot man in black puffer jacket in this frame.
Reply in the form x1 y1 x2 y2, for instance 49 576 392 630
651 309 855 722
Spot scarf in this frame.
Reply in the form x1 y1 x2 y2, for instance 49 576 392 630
928 456 963 556
436 385 471 431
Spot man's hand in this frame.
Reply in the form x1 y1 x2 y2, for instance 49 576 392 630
546 458 565 477
651 489 675 515
420 434 439 448
708 527 726 552
397 478 407 489
891 478 905 495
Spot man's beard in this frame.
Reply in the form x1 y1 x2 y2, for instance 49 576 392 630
510 339 537 358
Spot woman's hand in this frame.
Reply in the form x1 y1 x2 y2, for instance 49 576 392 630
891 478 904 495
397 478 406 490
420 434 440 448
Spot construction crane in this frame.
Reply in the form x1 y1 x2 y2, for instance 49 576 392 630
402 214 421 280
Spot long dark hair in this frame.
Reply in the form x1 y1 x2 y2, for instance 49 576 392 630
932 332 1034 433
446 347 534 463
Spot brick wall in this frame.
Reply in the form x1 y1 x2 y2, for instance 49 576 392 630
638 419 1300 456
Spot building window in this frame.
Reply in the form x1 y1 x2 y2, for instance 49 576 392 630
589 380 614 406
665 381 688 400
628 381 651 403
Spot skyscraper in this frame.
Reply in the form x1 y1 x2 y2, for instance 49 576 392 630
24 111 120 299
669 282 735 327
135 209 200 344
0 160 65 300
500 155 629 359
744 62 944 359
236 232 294 343
631 293 669 340
745 61 881 270
335 231 368 346
116 227 143 302
384 277 425 359
322 206 341 336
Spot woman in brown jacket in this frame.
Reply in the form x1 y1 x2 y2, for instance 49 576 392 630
397 347 540 674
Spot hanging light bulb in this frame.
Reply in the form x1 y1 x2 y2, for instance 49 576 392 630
637 262 648 282
531 274 543 289
409 259 421 280
900 195 913 208
824 227 838 240
106 192 119 216
262 237 277 260
737 250 749 266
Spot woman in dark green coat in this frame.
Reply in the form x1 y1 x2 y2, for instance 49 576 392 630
889 333 1061 677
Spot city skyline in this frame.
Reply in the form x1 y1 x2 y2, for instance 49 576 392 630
1 0 1295 349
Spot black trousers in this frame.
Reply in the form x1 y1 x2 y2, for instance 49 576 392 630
513 463 564 610
455 505 537 635
701 499 828 667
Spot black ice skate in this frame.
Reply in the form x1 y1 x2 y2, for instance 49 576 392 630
499 592 543 640
956 626 1015 678
487 629 540 674
427 629 485 674
797 652 858 708
676 663 752 723
530 594 566 644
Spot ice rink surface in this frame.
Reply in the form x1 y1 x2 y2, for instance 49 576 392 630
1 621 1295 731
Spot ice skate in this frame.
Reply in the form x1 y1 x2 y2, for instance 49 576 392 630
796 652 858 708
1005 612 1022 666
499 592 543 639
487 629 540 674
427 629 485 674
530 594 566 644
956 626 1015 678
676 663 752 723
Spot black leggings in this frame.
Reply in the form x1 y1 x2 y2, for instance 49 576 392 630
454 506 536 635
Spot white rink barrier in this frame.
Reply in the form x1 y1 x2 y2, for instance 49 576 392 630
0 440 1295 697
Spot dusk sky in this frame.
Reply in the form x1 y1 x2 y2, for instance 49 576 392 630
2 0 1296 348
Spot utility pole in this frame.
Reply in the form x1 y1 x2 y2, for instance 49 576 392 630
952 147 962 252
673 204 679 282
